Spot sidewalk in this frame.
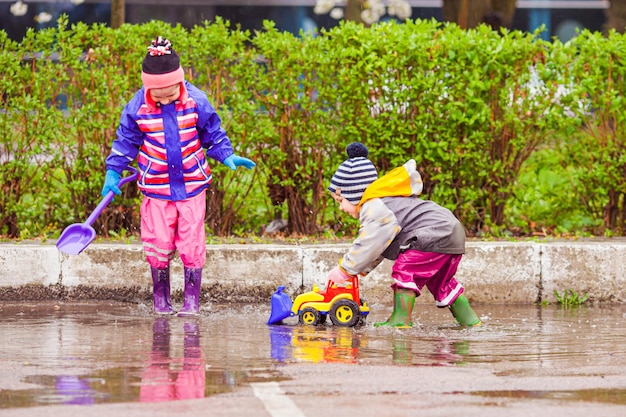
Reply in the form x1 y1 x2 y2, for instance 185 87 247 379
1 239 625 304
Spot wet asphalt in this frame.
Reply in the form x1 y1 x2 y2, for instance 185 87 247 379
0 300 626 416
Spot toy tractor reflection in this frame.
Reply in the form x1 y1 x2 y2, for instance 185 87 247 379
268 276 369 327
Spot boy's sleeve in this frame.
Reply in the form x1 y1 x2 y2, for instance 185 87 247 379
339 199 401 276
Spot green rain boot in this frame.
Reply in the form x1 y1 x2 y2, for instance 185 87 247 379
374 288 416 328
449 294 482 327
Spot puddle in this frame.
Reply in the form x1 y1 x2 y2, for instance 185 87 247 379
469 388 626 405
0 301 625 408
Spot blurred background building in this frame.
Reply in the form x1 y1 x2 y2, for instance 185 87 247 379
0 0 612 42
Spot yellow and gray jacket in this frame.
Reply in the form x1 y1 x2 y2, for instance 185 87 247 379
339 159 466 276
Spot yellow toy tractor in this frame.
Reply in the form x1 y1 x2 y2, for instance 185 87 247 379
267 276 370 327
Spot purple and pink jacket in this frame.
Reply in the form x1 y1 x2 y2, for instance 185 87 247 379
105 81 233 201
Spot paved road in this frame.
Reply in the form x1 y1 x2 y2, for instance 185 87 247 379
0 302 625 416
3 364 626 417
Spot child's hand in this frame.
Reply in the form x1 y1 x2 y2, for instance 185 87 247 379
223 154 256 170
327 266 352 285
101 170 122 197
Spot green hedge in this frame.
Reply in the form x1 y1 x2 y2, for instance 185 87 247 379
1 16 624 240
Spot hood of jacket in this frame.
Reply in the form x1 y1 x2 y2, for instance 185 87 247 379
357 159 423 210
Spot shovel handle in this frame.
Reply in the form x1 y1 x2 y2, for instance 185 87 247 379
117 166 139 188
85 167 139 226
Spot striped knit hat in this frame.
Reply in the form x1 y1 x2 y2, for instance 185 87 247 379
328 142 379 204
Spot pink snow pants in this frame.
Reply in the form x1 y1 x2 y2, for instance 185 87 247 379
140 190 207 269
391 249 464 307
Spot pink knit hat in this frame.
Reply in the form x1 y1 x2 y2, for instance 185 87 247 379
141 37 187 109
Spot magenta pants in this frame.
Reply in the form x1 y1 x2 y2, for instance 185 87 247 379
391 249 464 307
140 190 207 269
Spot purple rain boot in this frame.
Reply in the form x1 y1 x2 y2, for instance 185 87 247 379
178 267 202 317
151 266 174 315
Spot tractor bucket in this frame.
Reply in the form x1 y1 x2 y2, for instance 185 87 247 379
267 286 293 325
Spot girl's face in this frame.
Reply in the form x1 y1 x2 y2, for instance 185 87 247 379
331 191 359 219
149 83 181 105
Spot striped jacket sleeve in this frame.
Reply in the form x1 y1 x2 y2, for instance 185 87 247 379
105 91 145 174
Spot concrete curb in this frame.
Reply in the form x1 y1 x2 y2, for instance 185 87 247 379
0 240 624 304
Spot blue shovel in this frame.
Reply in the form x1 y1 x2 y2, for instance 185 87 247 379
56 167 138 255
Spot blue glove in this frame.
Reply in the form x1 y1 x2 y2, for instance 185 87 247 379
101 170 122 197
223 154 256 170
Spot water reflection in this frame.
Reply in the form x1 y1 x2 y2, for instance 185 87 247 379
269 324 470 367
54 375 97 404
140 318 206 402
269 325 366 364
389 334 469 366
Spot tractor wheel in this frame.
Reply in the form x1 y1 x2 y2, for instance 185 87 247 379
299 307 321 326
329 299 360 327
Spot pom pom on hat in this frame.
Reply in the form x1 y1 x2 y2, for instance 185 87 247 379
328 142 378 205
346 142 369 159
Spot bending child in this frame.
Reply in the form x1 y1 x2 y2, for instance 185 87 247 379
326 142 481 327
102 37 255 316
